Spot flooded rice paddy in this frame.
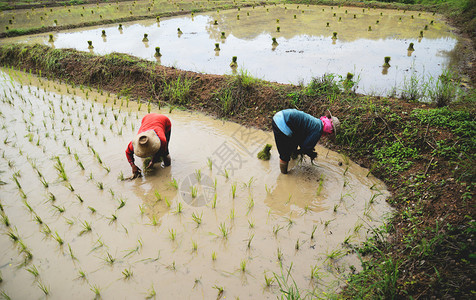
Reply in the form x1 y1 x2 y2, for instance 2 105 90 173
3 4 458 95
0 67 392 298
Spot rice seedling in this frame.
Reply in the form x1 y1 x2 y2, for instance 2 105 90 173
30 212 43 225
175 202 183 214
248 218 255 229
190 186 198 198
295 239 300 250
90 284 101 297
77 269 86 280
54 156 68 181
11 174 21 190
0 291 11 300
47 192 56 202
224 168 229 179
108 214 117 224
310 265 321 281
26 264 39 278
1 213 10 227
211 251 217 261
218 222 229 238
311 224 318 239
231 182 237 198
88 206 96 214
207 158 213 170
79 220 92 235
195 169 201 182
213 285 224 298
247 233 254 248
145 285 156 299
41 224 51 236
264 273 275 287
240 259 247 272
39 176 48 188
191 212 202 226
122 268 133 280
117 197 126 210
53 231 64 245
169 178 178 189
168 228 176 241
164 197 171 208
104 252 115 265
277 248 283 261
96 181 104 190
229 208 235 221
273 224 283 236
191 240 198 252
52 204 65 214
38 281 49 295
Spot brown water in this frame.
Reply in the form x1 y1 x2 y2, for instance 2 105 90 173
2 4 458 96
0 67 391 298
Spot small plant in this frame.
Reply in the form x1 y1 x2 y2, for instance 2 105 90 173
408 42 415 51
311 224 318 239
122 268 133 279
211 251 217 261
90 284 101 297
87 40 93 49
191 212 202 226
257 144 272 160
38 281 49 295
277 248 283 261
177 28 183 34
230 56 238 68
231 182 237 198
142 33 149 42
101 30 106 37
240 259 247 272
332 32 337 39
276 26 280 32
169 228 176 241
383 56 391 68
48 34 54 43
219 222 229 238
190 186 198 198
175 202 183 214
26 264 40 278
53 231 64 245
154 47 162 57
213 285 224 298
79 220 92 235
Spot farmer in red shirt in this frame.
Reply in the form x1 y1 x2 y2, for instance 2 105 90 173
126 113 171 178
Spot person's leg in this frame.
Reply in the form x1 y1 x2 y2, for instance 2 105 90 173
272 120 296 174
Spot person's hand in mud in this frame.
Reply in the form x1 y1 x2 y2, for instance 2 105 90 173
131 164 142 178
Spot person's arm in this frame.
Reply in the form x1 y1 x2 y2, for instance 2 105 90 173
126 142 141 176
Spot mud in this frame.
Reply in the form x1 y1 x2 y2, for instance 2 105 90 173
0 67 391 298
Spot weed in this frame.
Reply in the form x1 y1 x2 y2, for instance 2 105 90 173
163 76 194 105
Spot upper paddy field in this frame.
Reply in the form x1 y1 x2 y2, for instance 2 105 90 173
1 1 461 96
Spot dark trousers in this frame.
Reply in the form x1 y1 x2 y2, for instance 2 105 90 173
272 120 297 162
153 130 171 163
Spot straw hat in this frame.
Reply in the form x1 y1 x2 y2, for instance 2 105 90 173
132 130 161 158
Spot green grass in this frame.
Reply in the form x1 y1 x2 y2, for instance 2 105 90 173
163 75 194 105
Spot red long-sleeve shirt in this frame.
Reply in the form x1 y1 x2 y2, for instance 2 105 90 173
125 114 171 165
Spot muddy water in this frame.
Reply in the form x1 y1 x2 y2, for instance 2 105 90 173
3 4 458 96
0 67 391 299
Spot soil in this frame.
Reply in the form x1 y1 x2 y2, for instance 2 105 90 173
0 1 474 298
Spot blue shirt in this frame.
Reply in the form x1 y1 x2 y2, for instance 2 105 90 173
273 109 323 153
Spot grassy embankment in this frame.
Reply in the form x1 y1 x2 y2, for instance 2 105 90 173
0 0 474 298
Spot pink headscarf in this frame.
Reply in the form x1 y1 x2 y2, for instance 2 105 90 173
320 116 333 134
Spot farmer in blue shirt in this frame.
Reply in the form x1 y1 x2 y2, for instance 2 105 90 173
272 109 340 174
